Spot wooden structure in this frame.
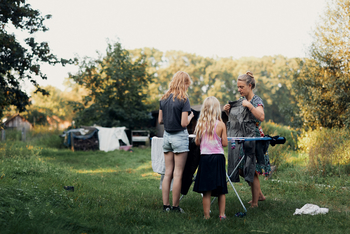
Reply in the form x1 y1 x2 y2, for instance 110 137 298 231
3 114 33 131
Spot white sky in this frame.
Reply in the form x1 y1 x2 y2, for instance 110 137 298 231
19 0 329 92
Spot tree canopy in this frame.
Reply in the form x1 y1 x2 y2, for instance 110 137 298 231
293 0 350 129
69 42 153 129
0 0 73 121
129 48 301 127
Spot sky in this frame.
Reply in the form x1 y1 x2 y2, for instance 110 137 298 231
17 0 329 92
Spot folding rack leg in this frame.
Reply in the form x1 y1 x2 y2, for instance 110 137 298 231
226 171 247 212
210 154 247 213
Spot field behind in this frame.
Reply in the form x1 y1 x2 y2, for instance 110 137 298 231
0 132 349 234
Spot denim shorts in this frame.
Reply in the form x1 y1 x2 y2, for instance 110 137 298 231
163 129 189 153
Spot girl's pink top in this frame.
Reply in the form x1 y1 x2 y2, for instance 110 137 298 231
200 120 224 155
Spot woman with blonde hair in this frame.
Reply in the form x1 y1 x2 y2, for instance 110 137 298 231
193 96 228 220
159 71 194 213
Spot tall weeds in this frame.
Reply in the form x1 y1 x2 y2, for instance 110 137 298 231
2 126 64 149
298 128 350 176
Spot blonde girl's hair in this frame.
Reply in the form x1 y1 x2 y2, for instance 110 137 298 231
238 71 256 89
160 71 192 101
194 96 222 141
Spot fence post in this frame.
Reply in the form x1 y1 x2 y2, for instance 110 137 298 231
22 127 26 142
70 132 75 152
1 129 5 141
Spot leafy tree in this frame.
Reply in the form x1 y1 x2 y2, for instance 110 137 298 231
0 0 73 121
128 47 164 111
293 0 350 129
130 48 300 126
22 85 78 126
70 42 153 129
22 109 48 126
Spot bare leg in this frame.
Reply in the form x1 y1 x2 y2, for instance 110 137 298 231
248 171 265 204
162 152 174 206
203 191 211 219
171 152 188 207
250 171 260 208
248 190 266 203
239 169 265 205
238 168 244 177
218 194 226 217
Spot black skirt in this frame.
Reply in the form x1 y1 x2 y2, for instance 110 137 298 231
193 154 228 197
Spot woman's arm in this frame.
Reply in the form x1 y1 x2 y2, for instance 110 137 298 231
242 100 265 122
158 110 163 124
181 111 194 127
250 105 265 122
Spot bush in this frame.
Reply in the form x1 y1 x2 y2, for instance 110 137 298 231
261 121 300 150
261 121 300 168
3 128 22 141
28 128 64 149
298 128 350 176
0 141 42 159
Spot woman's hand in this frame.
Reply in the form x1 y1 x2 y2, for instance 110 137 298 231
242 100 253 109
223 104 230 116
188 111 194 124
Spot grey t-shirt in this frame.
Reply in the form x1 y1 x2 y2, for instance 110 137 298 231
160 94 191 132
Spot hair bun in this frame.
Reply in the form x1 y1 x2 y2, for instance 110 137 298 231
246 71 254 78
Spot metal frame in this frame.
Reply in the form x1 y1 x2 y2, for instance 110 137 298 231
182 136 285 213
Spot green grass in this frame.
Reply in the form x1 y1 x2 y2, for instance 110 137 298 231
1 134 350 234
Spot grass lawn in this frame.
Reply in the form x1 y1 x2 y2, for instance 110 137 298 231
0 136 349 233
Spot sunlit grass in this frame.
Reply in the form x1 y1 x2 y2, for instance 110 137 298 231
0 130 349 233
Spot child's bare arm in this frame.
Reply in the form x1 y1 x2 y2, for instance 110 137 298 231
218 121 228 147
195 137 201 146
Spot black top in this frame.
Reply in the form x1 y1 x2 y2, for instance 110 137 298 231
160 94 191 132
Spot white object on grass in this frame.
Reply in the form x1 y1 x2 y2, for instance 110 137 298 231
293 204 329 215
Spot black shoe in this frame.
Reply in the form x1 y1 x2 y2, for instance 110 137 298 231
163 205 171 212
64 186 74 192
171 206 185 213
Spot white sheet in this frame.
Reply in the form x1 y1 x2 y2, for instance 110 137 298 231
96 127 130 152
293 204 329 215
151 137 165 174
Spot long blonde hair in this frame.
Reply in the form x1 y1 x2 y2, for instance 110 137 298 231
195 96 222 140
161 71 192 101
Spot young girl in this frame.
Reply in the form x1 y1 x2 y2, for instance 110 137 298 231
159 71 194 213
193 96 228 220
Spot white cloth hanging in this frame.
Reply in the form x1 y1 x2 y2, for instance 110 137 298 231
151 137 174 190
151 137 165 174
96 127 130 152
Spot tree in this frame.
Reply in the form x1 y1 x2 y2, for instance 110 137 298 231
293 0 350 129
70 42 153 129
128 47 164 111
130 48 300 126
22 85 78 126
0 0 72 121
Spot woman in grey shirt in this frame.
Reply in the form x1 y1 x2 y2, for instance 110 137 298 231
159 71 194 213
